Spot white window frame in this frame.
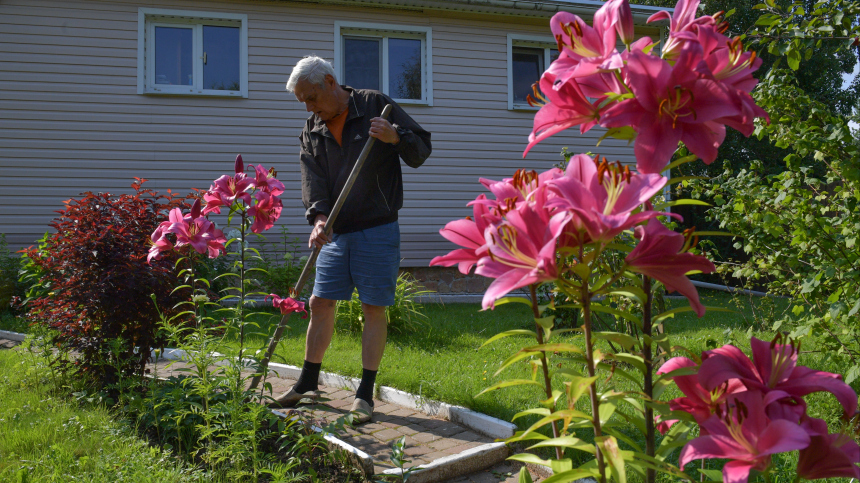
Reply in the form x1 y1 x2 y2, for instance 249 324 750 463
137 8 249 98
507 34 557 111
334 21 433 106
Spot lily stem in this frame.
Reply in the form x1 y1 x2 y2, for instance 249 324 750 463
643 276 655 483
530 284 564 461
581 274 607 483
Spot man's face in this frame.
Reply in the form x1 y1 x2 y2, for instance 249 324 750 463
294 75 341 121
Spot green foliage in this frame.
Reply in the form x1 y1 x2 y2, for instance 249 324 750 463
249 225 311 297
336 272 433 334
695 0 860 380
0 234 22 312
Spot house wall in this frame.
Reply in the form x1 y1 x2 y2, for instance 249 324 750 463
0 0 654 267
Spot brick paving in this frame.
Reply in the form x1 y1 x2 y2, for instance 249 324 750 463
0 337 544 482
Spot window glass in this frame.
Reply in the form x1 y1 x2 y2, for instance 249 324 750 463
388 38 421 100
512 46 544 104
344 37 381 90
203 25 240 91
155 26 193 86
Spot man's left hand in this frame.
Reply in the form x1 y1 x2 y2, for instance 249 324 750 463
369 117 400 145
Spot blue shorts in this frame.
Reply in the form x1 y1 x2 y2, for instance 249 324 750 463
312 221 400 307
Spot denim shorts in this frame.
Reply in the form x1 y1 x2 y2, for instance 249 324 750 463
313 221 400 306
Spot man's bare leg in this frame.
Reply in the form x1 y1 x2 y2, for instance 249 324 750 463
270 295 336 407
305 295 337 363
360 303 388 371
352 302 387 419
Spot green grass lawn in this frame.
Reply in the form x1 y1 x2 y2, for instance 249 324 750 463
0 347 206 483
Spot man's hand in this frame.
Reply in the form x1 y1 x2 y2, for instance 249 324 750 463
369 117 400 145
309 215 331 248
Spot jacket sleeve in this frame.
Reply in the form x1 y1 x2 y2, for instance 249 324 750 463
387 99 431 169
299 129 331 225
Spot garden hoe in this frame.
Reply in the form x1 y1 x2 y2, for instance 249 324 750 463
248 104 393 392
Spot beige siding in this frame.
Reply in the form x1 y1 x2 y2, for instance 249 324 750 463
0 0 650 266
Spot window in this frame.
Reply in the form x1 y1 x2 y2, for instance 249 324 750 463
334 22 432 106
507 35 559 110
138 8 248 97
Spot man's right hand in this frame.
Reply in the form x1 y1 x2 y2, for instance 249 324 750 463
309 215 331 248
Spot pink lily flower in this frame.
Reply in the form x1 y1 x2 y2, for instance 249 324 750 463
657 356 745 427
545 154 669 244
698 336 859 417
549 12 623 84
797 418 860 480
679 391 811 483
430 194 496 274
248 191 283 234
146 224 173 264
625 218 715 317
205 156 255 213
523 67 601 157
600 47 740 173
647 0 722 61
476 200 571 309
252 164 285 196
478 168 564 211
267 294 308 317
166 207 226 258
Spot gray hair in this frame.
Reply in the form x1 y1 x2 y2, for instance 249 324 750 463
286 55 336 92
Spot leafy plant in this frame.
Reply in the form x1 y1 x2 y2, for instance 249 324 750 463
251 225 311 297
20 179 190 389
336 272 433 334
695 0 860 382
0 234 21 311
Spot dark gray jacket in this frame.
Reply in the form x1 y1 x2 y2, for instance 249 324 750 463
299 87 431 234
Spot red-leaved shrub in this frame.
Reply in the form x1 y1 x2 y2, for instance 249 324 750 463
22 179 191 388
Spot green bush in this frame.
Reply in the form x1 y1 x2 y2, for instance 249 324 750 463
336 272 433 334
247 226 311 297
0 234 21 311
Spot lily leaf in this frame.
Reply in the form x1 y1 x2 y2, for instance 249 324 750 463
512 407 551 421
521 343 583 354
475 379 542 398
481 329 537 348
494 296 533 309
542 468 601 483
664 154 699 171
528 436 596 455
593 331 639 350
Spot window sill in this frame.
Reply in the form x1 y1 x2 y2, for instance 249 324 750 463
510 104 539 112
395 98 432 107
143 88 247 98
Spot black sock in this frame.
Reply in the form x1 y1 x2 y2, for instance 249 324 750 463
293 360 321 393
355 368 377 406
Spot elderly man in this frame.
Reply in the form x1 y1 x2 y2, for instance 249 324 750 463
271 55 431 423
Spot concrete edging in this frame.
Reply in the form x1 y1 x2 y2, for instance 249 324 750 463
0 329 26 342
381 442 510 483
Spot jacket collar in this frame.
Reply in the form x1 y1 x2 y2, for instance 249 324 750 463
309 86 363 137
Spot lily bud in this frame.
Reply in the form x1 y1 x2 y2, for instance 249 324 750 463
190 198 202 219
235 154 244 174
